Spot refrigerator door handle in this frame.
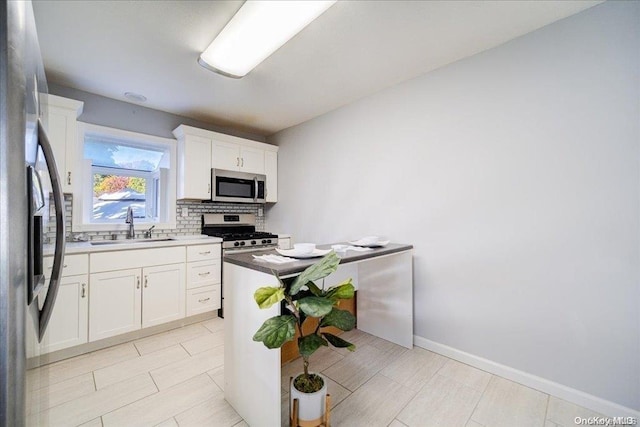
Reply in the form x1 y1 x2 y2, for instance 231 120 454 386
36 118 66 342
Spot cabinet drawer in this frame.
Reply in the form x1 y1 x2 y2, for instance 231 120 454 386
186 285 220 316
186 244 220 262
44 254 88 278
90 246 186 273
187 260 221 289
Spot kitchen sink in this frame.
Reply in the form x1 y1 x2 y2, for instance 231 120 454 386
90 238 175 246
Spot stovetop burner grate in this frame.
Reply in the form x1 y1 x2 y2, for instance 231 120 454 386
201 213 278 250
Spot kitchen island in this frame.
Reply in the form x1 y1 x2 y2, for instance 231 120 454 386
223 243 413 427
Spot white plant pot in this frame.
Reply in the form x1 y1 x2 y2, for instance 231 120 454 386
290 373 327 427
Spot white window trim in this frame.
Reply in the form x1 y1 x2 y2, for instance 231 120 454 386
72 122 177 233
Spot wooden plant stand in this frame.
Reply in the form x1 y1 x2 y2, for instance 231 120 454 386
289 377 332 427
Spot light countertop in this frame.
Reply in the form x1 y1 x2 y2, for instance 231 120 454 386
44 235 222 256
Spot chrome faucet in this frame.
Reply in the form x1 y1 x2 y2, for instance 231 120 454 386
143 225 155 239
125 206 135 239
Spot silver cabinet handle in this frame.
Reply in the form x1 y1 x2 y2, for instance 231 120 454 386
67 171 71 185
81 283 86 298
198 272 210 276
236 157 240 167
207 183 211 194
241 157 244 167
198 297 211 303
136 277 140 289
199 251 211 255
144 276 148 288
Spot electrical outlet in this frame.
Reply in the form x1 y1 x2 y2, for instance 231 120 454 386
182 206 189 217
258 207 263 216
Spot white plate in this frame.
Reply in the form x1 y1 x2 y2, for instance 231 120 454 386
347 239 390 248
275 248 332 259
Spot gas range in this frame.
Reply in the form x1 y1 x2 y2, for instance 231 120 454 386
201 213 278 252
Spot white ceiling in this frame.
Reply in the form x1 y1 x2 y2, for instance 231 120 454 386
33 0 602 136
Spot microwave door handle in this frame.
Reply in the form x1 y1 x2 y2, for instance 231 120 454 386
254 177 258 202
36 118 66 341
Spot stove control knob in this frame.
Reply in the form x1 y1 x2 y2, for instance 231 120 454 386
262 240 267 244
251 240 256 245
267 239 272 244
240 241 246 246
234 242 240 247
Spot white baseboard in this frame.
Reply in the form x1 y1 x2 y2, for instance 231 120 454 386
413 335 639 419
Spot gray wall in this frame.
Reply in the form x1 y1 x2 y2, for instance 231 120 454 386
267 1 639 411
48 83 267 142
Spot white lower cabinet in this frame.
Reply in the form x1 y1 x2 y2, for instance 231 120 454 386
29 244 219 358
186 244 221 316
89 268 142 341
27 254 89 358
89 263 186 341
38 275 89 354
142 263 186 328
186 285 221 316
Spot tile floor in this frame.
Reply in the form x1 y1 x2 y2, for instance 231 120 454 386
26 318 604 426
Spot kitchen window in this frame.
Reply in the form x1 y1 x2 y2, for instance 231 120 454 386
73 123 176 232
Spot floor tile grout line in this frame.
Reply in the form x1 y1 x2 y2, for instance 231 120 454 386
28 343 141 392
321 343 408 393
376 371 420 423
467 374 496 426
132 323 214 353
92 372 168 423
164 375 231 425
27 372 109 418
94 345 192 390
148 370 161 393
389 418 409 427
34 373 160 425
542 393 551 427
179 342 191 356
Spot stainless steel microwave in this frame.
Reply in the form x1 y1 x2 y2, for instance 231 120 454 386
211 169 266 203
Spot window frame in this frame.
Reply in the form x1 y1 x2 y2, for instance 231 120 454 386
73 123 177 233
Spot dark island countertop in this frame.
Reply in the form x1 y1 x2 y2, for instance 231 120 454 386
223 242 413 276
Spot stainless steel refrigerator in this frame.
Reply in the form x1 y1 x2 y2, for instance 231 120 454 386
1 0 66 424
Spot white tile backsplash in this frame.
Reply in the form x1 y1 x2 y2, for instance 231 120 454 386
45 195 265 243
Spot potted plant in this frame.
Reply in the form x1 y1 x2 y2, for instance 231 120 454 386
252 251 356 426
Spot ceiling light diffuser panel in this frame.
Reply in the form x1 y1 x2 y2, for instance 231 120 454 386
199 0 336 78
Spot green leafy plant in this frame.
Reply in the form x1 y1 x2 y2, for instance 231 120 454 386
252 251 356 393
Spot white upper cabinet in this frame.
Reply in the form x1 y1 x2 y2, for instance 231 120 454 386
211 138 265 174
211 139 241 171
173 125 278 201
174 126 212 200
240 145 266 174
42 94 84 194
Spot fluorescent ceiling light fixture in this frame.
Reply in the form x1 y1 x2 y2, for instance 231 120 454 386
199 0 336 78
